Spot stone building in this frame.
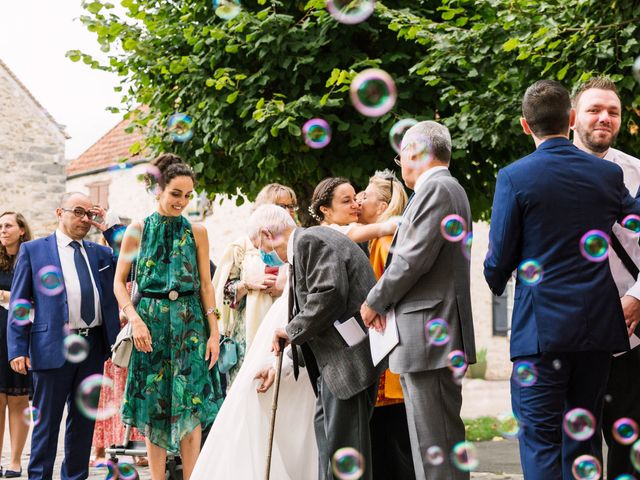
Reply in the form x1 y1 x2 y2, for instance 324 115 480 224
66 115 512 379
0 58 68 236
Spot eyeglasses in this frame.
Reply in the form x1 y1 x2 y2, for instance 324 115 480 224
394 155 401 167
61 207 97 220
276 203 299 212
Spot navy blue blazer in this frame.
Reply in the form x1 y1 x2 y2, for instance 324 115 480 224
7 232 120 370
484 137 640 358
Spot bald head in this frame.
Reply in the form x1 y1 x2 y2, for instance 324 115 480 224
56 192 94 240
59 192 91 209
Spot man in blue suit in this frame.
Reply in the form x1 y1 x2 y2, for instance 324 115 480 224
484 80 640 478
8 192 120 480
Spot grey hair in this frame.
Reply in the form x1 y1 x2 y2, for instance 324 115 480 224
400 120 452 163
59 191 90 208
247 204 297 242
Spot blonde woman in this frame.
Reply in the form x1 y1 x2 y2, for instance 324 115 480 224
358 170 414 480
212 183 297 385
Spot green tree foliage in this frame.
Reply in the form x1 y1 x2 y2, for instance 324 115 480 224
69 0 640 220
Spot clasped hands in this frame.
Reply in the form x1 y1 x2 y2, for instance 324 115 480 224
360 302 386 332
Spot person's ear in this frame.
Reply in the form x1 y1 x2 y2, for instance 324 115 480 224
319 205 330 220
568 108 576 130
520 117 532 136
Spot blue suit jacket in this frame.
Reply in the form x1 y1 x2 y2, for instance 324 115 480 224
484 137 640 358
7 232 120 370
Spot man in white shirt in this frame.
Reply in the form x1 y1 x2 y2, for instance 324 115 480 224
572 76 640 477
8 192 120 480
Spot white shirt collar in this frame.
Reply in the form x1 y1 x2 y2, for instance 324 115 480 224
56 229 81 248
414 165 449 192
287 228 297 264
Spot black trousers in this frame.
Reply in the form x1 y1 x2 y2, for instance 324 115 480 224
370 403 415 480
602 347 640 478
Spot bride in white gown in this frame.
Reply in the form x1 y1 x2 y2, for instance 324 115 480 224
192 280 318 479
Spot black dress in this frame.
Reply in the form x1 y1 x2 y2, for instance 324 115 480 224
0 268 32 396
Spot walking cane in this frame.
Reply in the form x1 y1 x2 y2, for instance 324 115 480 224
264 338 286 480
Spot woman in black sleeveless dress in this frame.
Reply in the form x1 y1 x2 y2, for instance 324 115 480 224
0 212 33 477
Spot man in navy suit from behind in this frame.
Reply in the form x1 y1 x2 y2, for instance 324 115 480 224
484 80 640 478
8 192 119 480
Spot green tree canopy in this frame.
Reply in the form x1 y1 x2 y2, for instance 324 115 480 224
70 0 640 221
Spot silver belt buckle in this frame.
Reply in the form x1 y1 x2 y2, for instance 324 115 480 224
168 290 179 301
76 328 90 337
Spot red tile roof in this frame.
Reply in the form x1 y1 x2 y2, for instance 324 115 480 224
66 110 148 177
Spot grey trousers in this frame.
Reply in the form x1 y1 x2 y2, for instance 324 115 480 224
401 368 469 480
314 376 378 480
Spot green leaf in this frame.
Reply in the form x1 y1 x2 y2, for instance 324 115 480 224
226 90 239 104
503 38 519 52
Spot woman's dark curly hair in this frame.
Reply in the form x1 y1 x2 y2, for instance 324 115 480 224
308 177 350 223
147 153 196 191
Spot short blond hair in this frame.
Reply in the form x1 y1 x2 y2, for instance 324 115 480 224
253 183 297 211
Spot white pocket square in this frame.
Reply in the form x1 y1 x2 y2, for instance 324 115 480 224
98 265 111 272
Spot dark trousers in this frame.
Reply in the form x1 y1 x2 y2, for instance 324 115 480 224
370 403 415 480
28 329 106 480
602 347 640 477
511 351 610 479
314 376 377 480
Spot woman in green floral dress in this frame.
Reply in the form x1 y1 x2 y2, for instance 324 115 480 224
114 154 223 480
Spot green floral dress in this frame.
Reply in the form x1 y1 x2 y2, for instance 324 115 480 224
122 212 223 453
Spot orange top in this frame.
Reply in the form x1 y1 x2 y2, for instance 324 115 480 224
370 235 404 405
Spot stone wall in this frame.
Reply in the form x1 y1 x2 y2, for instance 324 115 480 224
0 63 67 237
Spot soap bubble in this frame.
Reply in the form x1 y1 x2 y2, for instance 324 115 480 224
513 360 537 387
302 118 332 149
326 0 375 25
63 334 90 363
440 214 467 242
213 0 241 20
425 445 444 465
447 350 467 374
36 265 64 296
22 405 41 426
167 113 194 142
350 69 397 117
571 454 601 480
331 447 364 480
425 318 450 346
563 408 596 441
10 298 33 326
389 119 418 154
580 230 609 262
76 374 117 421
517 259 543 286
612 417 639 445
461 232 473 260
622 214 640 234
496 412 520 438
450 441 479 471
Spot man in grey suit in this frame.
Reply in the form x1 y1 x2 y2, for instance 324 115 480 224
361 121 476 480
248 204 381 480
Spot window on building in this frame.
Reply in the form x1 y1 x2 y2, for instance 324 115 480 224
492 277 515 336
87 180 110 209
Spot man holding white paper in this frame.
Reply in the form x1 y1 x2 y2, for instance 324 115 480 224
361 121 476 480
248 204 381 480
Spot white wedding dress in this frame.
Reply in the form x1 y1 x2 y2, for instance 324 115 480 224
192 282 318 479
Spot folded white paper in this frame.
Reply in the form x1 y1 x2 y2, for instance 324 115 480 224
614 333 640 357
369 308 399 366
334 317 367 346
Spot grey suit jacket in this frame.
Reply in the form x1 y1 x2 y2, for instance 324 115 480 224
285 226 381 400
367 169 476 373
